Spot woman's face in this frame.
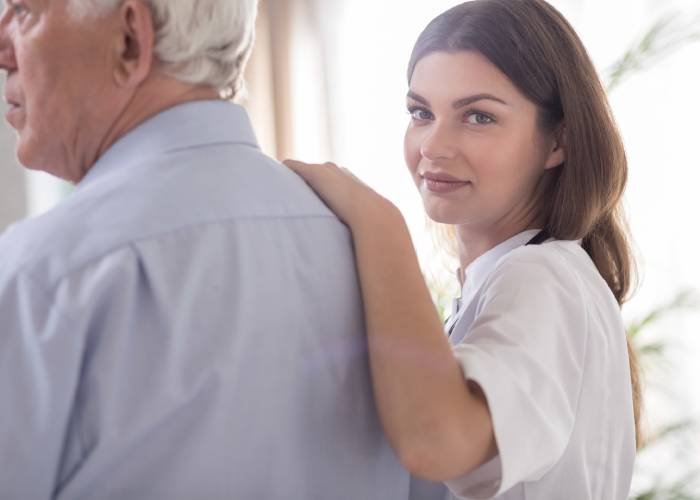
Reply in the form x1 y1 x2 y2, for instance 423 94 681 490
404 50 564 230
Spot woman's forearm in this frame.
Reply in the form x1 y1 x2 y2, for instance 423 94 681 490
279 159 496 477
349 204 496 480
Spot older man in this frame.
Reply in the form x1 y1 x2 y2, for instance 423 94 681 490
0 1 449 499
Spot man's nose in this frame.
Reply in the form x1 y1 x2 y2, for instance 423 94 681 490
420 123 459 162
0 44 16 73
0 11 16 73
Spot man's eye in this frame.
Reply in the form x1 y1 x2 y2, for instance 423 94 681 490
9 2 28 16
408 107 433 121
465 112 495 125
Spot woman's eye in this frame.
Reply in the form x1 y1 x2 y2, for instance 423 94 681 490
465 112 494 125
408 107 433 121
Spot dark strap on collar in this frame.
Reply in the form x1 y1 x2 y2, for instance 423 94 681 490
526 230 551 246
447 229 551 338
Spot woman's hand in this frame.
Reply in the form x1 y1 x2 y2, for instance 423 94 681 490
284 158 495 480
283 159 398 229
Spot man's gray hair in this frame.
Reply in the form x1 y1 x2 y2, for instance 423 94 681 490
70 0 258 98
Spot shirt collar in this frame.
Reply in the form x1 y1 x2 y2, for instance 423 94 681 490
77 100 259 192
458 229 543 304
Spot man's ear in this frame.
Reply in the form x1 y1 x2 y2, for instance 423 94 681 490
112 0 155 89
544 124 567 170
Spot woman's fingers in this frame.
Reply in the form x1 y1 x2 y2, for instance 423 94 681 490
283 159 335 173
283 159 360 184
282 158 368 223
282 159 350 190
281 158 394 227
282 159 311 176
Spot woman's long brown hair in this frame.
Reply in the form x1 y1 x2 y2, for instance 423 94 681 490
408 0 642 448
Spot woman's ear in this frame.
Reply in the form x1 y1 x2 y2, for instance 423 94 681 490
544 124 567 170
112 0 155 89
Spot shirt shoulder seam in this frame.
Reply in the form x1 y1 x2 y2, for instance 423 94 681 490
24 213 340 291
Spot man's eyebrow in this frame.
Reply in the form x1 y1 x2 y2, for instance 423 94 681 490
407 90 509 108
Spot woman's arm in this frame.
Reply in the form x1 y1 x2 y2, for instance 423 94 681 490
284 160 497 480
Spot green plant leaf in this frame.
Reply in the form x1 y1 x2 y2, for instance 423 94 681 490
627 289 699 341
606 13 700 93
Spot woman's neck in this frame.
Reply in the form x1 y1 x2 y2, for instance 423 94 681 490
456 218 542 273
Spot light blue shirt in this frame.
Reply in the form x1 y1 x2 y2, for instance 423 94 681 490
0 101 446 500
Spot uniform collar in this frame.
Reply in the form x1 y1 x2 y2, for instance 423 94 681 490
76 100 259 192
457 229 543 306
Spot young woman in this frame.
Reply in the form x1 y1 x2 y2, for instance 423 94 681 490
285 0 641 498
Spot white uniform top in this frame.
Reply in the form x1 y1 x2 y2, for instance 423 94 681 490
443 229 636 500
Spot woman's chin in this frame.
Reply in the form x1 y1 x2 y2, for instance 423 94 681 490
423 203 470 226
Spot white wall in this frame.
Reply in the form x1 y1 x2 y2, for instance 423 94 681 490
0 76 26 231
320 0 700 493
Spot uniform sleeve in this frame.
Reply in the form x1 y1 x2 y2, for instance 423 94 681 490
445 249 589 499
0 273 85 499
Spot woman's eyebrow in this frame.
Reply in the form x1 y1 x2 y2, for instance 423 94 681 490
406 91 430 105
452 94 509 108
407 90 509 108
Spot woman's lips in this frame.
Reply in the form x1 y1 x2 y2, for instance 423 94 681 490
421 172 472 194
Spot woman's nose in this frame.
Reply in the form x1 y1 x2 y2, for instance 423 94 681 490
420 124 458 161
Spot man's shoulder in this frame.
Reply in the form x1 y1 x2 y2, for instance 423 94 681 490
0 146 345 288
0 198 106 289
